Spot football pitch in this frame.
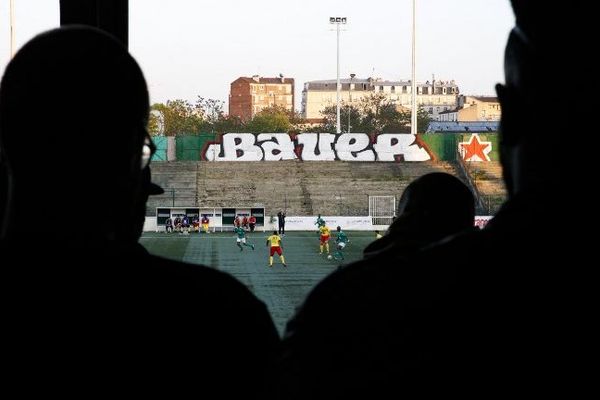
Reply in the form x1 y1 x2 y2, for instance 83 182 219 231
140 231 377 334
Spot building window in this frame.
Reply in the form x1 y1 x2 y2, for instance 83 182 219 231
423 87 429 95
428 107 433 114
363 84 367 90
379 85 384 91
391 86 395 93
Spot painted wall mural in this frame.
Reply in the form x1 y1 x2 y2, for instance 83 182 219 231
202 133 431 162
154 132 498 162
458 134 492 162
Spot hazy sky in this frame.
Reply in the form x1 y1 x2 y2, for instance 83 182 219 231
1 0 514 110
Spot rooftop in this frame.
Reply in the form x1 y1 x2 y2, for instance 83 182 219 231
235 76 295 85
305 78 458 88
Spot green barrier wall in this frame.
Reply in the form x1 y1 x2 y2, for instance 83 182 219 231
419 133 499 161
175 134 215 161
156 132 499 162
151 136 168 161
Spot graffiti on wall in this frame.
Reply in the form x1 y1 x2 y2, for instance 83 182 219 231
202 133 431 162
458 134 492 162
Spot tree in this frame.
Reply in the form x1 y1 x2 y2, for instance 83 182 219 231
359 92 409 134
399 106 432 133
417 106 431 133
195 97 223 130
245 106 293 133
317 93 431 134
214 114 245 133
315 106 337 133
150 99 204 136
147 110 162 136
318 104 363 133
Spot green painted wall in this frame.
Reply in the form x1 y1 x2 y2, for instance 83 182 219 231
151 136 168 161
419 133 459 161
419 133 500 161
175 134 215 161
155 133 500 162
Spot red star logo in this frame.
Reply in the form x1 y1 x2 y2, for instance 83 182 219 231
459 134 491 162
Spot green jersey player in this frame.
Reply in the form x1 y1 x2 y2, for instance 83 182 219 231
333 226 349 261
234 226 255 251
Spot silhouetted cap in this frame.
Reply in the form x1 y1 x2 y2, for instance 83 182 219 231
0 26 150 194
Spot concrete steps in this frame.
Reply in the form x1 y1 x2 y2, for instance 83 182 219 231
148 160 467 216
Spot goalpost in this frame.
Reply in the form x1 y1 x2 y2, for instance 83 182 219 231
368 195 396 226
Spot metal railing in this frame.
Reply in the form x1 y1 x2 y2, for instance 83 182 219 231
455 148 506 215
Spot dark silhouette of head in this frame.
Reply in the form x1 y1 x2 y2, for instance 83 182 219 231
392 172 475 239
0 26 150 243
337 226 341 232
273 231 278 235
496 1 584 198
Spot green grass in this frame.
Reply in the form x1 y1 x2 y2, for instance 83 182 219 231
140 231 376 334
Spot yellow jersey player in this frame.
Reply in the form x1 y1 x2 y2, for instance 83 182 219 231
319 225 331 255
266 231 287 268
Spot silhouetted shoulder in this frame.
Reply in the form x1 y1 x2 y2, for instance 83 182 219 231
138 247 265 301
3 241 279 398
277 227 492 398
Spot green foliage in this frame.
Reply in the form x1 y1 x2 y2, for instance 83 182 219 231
149 93 431 136
245 106 293 133
147 111 161 136
417 107 431 134
316 93 430 134
151 100 204 136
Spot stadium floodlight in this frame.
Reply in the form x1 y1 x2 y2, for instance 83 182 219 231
329 16 348 134
348 73 355 133
411 0 417 135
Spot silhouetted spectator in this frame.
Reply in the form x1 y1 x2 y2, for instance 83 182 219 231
363 172 475 257
0 27 278 398
0 153 8 234
271 2 589 398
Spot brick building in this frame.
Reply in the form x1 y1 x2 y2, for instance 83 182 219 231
229 75 295 121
